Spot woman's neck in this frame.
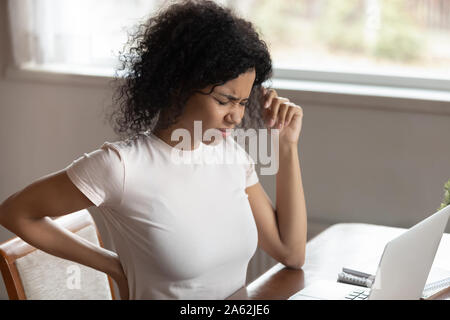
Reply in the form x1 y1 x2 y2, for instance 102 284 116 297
152 123 201 151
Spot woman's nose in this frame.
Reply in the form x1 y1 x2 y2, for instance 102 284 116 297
226 111 242 126
226 103 244 125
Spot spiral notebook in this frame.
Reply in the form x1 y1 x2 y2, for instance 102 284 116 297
337 267 450 299
337 270 374 288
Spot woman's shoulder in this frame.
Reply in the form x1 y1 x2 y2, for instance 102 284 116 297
99 131 151 157
105 131 150 147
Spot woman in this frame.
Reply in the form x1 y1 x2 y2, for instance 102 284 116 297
0 0 306 300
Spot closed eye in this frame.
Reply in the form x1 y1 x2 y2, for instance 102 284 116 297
215 99 228 105
215 98 248 107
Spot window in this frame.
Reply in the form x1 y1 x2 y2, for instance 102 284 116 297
7 0 162 76
7 0 450 90
242 0 450 78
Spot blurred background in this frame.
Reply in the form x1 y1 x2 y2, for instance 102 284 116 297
6 0 450 78
0 0 449 299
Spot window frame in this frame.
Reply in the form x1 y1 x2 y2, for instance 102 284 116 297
273 65 450 92
5 0 450 94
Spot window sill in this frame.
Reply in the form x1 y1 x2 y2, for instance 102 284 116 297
271 78 450 116
3 65 115 88
4 65 450 115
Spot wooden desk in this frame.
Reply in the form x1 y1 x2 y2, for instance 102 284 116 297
227 223 450 300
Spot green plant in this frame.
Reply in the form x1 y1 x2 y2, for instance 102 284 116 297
251 0 305 46
438 179 450 210
315 0 366 53
373 0 424 62
314 0 425 62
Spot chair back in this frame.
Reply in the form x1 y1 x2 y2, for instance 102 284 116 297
0 209 115 300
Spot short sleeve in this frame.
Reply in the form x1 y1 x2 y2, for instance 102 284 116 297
64 142 125 207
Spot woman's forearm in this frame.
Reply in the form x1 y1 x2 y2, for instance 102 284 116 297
275 143 307 267
0 207 122 281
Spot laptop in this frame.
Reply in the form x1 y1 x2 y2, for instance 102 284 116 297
289 205 450 300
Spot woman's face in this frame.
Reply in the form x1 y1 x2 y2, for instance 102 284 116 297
157 69 256 148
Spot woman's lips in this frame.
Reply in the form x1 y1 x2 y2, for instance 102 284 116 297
217 128 232 136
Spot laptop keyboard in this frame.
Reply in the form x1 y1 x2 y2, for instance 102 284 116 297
344 288 370 300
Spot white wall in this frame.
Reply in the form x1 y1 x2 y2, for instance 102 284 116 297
1 0 449 300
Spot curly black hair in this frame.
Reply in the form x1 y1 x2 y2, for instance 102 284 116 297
105 0 273 140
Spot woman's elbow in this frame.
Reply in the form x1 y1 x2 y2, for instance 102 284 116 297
283 251 305 270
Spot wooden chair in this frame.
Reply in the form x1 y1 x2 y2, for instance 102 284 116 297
0 209 116 300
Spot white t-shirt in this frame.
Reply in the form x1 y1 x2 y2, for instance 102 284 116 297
64 130 259 299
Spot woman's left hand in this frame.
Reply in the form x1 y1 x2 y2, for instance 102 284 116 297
260 87 303 146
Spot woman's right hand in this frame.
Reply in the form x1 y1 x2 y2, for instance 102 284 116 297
110 256 130 300
115 272 130 300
